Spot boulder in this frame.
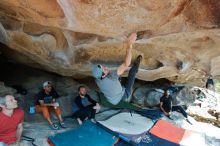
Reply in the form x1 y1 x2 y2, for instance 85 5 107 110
1 0 220 85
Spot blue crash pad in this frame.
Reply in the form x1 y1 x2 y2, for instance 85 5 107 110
48 121 118 146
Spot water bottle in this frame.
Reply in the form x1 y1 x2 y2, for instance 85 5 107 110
29 106 36 114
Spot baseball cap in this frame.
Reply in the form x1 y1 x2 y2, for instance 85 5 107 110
43 81 51 88
92 65 103 79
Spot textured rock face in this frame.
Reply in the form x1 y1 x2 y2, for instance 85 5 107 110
0 0 220 84
132 85 196 107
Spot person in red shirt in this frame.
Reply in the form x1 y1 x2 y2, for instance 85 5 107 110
0 95 24 145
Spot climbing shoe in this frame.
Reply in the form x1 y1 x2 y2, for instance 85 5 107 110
50 123 59 130
134 55 143 71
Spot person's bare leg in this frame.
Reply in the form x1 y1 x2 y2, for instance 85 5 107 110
54 107 63 122
47 117 53 125
58 114 63 122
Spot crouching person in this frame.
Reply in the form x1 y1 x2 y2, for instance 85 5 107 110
72 86 101 125
35 81 66 130
0 95 24 145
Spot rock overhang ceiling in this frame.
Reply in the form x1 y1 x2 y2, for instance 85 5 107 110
0 0 220 84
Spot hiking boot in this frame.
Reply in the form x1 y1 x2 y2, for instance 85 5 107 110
133 55 143 71
50 123 59 130
60 122 67 128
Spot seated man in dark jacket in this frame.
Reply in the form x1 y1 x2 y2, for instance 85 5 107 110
72 86 100 125
160 89 191 124
160 90 173 117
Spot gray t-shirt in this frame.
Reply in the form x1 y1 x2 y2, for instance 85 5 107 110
96 70 125 105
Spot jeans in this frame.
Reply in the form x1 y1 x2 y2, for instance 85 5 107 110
72 104 96 121
172 106 188 118
162 105 188 118
122 64 139 100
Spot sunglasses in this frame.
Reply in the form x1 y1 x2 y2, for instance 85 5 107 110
97 65 105 78
46 85 52 88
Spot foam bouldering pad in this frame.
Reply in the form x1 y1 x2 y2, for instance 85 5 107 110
48 121 118 146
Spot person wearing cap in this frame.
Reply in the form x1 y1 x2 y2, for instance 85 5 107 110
35 81 66 130
92 32 142 105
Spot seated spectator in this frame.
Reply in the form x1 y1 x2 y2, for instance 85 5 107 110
0 95 24 145
160 90 191 124
72 85 101 125
35 81 66 130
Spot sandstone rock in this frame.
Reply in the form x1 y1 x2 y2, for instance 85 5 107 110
0 0 220 85
144 89 163 107
174 86 196 105
132 85 197 107
187 87 220 127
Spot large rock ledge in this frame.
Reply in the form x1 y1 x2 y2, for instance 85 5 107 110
0 0 220 85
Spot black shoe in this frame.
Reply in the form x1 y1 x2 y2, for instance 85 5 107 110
186 118 193 125
60 122 67 128
167 115 173 120
50 123 59 130
134 55 143 71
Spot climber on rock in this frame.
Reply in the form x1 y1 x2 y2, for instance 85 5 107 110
92 32 142 105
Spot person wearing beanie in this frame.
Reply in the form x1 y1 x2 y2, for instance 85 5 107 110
92 32 142 105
